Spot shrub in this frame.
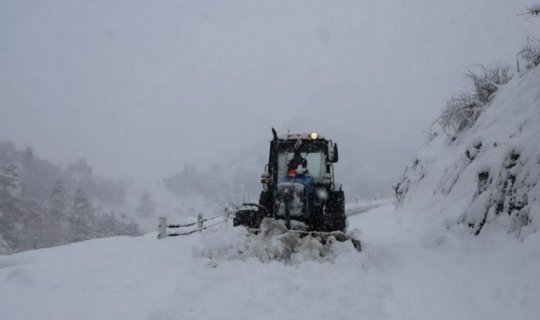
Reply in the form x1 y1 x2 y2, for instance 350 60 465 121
465 64 512 105
438 93 480 136
438 64 512 136
517 38 540 72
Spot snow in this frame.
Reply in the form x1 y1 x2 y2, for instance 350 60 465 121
3 47 540 320
1 204 540 320
345 197 395 216
396 66 540 237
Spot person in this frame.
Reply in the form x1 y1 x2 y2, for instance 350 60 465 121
287 152 308 177
281 153 313 217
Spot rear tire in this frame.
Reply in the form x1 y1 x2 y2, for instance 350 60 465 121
258 190 273 215
323 191 346 232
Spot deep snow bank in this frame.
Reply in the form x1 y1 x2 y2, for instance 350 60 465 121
1 205 540 320
395 66 540 237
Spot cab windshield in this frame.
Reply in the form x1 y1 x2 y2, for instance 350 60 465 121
277 152 325 179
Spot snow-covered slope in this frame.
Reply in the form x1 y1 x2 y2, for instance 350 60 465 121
1 205 540 320
396 66 540 237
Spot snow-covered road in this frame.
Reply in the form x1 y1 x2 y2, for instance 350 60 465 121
1 205 539 320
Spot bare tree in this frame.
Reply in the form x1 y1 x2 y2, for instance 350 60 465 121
69 187 95 241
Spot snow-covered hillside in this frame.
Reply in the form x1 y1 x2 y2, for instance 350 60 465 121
1 205 539 320
396 65 540 238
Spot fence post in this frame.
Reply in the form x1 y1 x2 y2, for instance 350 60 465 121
158 217 167 239
197 214 203 232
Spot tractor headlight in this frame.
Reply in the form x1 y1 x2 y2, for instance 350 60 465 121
310 132 319 140
261 172 270 184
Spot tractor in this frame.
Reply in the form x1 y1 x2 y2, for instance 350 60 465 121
234 129 350 237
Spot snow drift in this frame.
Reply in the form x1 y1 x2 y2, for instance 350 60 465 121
2 205 540 320
195 218 359 264
395 65 540 237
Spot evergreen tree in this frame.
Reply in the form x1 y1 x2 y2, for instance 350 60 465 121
44 180 70 245
0 163 19 198
70 187 94 241
0 234 9 254
49 180 67 218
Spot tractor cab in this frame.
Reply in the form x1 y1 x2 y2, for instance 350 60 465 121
235 128 346 233
263 131 339 189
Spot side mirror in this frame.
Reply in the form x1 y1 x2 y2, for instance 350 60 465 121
333 143 339 163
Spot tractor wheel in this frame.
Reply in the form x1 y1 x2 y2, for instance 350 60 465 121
324 191 347 232
258 190 273 215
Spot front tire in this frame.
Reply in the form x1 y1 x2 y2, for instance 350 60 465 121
323 191 346 232
258 190 273 215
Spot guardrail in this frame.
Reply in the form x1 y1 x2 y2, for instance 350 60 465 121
158 209 232 239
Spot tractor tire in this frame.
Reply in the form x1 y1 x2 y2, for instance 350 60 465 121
233 209 263 229
258 190 273 215
324 190 347 232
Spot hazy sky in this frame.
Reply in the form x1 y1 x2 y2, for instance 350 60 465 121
1 0 538 193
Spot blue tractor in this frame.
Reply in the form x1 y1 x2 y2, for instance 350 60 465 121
234 129 350 238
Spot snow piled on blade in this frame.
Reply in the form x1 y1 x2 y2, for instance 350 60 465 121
194 218 356 264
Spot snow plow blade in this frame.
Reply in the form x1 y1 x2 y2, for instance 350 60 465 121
249 218 362 253
285 230 362 252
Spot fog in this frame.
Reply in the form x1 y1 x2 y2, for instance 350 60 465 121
1 0 537 197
